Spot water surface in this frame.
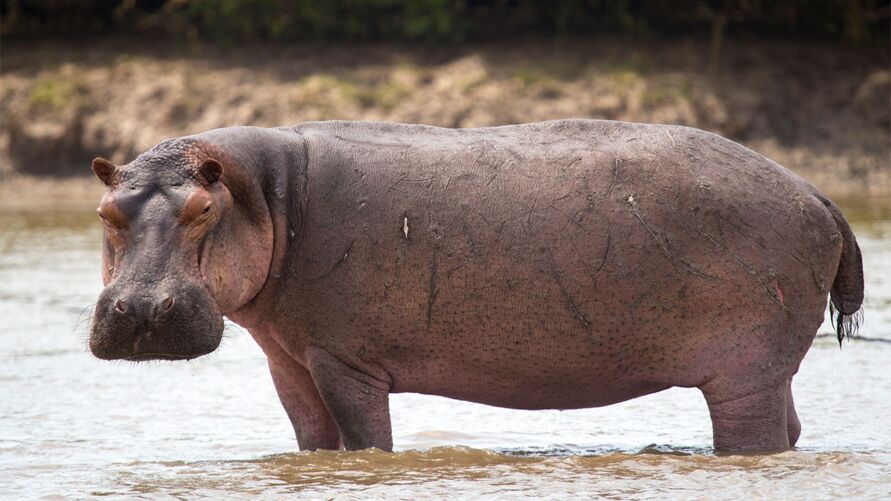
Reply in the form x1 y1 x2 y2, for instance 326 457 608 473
1 202 890 499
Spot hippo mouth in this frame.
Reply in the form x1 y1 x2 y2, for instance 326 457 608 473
123 352 203 362
90 280 225 362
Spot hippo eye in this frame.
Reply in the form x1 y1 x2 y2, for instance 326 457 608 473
202 203 212 214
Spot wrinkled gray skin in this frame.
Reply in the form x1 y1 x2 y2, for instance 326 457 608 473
90 120 864 454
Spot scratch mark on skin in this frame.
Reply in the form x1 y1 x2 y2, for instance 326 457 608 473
567 234 594 271
764 281 787 309
506 277 530 291
811 267 827 293
331 135 412 150
719 206 759 241
549 204 587 231
559 157 582 176
426 248 439 331
312 240 354 281
593 233 612 277
674 207 757 275
547 251 592 328
526 188 540 226
670 205 790 311
606 159 620 195
471 282 499 294
386 174 408 196
628 194 720 282
665 129 677 147
446 262 466 277
788 249 808 266
403 217 410 239
474 209 492 227
444 206 467 233
442 177 452 198
462 222 479 256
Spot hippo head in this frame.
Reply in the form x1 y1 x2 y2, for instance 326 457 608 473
88 139 273 361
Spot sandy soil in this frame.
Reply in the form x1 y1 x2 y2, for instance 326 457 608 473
1 37 888 199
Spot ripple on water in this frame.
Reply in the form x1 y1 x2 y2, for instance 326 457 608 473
76 448 891 500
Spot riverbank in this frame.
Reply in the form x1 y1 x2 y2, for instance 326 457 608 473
1 37 888 197
0 175 103 212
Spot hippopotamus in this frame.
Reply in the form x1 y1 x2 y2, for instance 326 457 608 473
88 119 863 453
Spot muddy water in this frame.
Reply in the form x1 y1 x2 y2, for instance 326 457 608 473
1 201 890 499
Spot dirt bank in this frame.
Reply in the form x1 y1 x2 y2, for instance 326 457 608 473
1 37 888 197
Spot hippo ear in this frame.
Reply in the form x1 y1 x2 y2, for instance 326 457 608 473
92 157 117 186
198 158 223 185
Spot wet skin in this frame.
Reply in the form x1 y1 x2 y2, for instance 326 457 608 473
89 120 864 453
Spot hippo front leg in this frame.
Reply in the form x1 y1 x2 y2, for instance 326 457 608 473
305 347 394 451
268 359 341 450
261 340 341 450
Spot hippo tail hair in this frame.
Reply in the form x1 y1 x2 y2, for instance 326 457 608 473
824 200 864 346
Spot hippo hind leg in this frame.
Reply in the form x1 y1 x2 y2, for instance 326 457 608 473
701 380 792 454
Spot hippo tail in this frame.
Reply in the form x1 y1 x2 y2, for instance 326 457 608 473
825 201 864 346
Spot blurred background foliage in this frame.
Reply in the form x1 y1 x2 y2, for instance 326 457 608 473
1 0 888 196
2 0 888 44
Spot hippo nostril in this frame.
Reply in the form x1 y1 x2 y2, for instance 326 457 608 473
161 295 175 312
115 299 127 313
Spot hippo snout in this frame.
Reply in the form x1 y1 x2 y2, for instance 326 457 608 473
89 282 223 361
111 292 176 322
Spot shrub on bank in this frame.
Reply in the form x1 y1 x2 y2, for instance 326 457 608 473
2 0 887 44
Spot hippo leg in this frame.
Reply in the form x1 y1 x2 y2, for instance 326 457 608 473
265 342 341 450
786 380 801 448
269 360 341 450
702 381 791 453
306 348 393 451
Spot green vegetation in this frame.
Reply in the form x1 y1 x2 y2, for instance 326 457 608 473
3 1 887 44
292 73 410 110
343 79 411 110
512 59 585 89
27 73 86 112
643 80 695 107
